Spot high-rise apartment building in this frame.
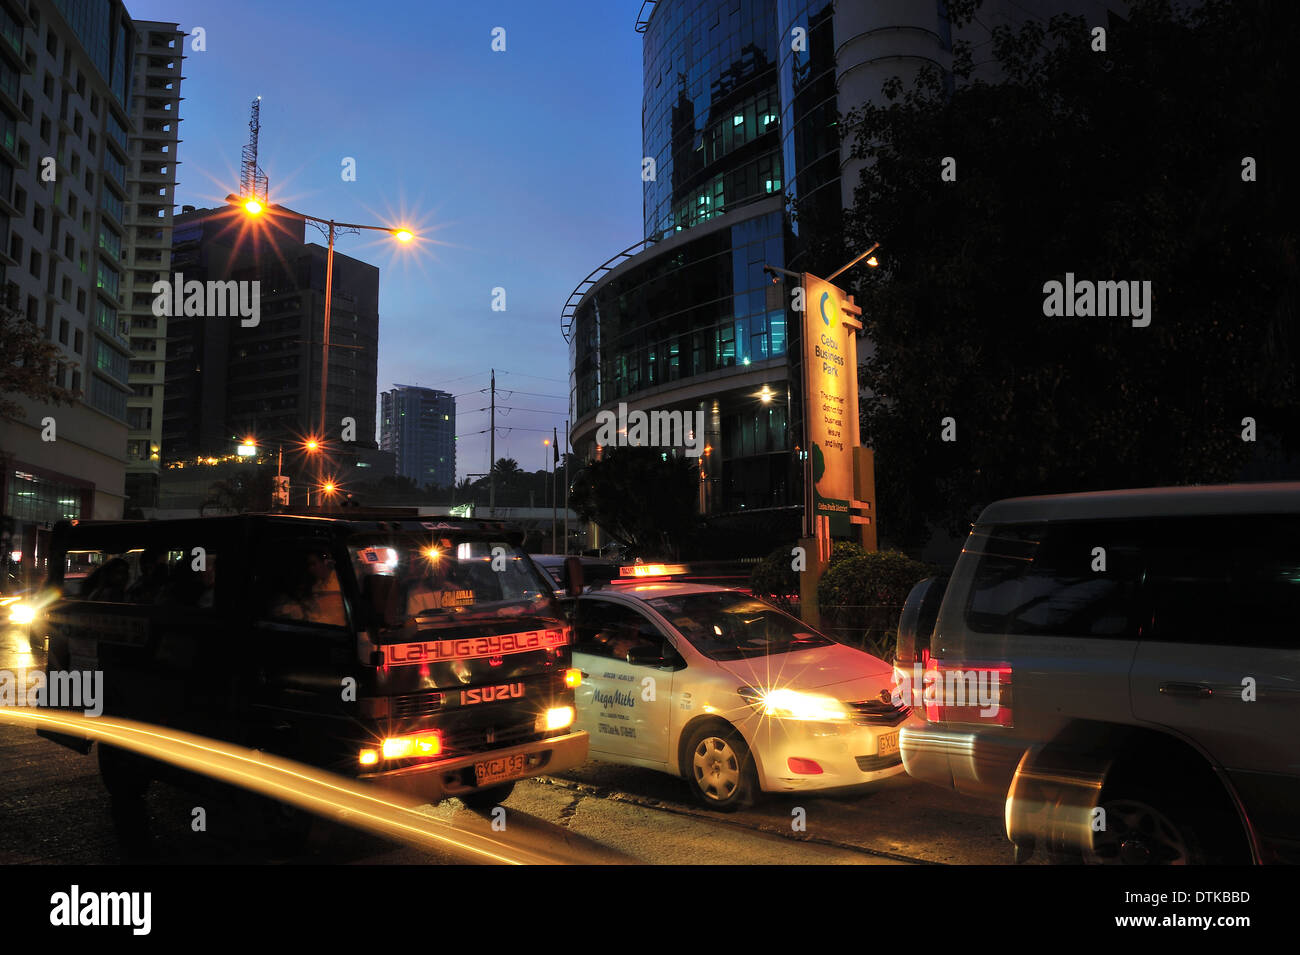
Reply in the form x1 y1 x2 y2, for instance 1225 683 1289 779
0 0 155 577
122 18 183 511
380 384 455 489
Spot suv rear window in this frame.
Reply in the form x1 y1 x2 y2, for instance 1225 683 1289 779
956 515 1300 647
960 521 1147 638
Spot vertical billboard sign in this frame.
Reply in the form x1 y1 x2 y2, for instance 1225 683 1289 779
802 273 858 538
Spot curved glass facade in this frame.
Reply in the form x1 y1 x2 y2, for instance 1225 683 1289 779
641 0 783 240
569 0 865 518
775 0 840 267
572 207 787 417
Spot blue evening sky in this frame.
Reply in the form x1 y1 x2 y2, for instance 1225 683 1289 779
126 0 645 480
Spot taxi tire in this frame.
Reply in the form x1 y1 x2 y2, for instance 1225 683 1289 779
459 781 516 812
684 724 757 812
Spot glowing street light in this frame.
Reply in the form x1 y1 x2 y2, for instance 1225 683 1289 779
224 193 417 441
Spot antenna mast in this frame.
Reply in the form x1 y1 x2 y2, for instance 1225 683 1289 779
240 96 268 203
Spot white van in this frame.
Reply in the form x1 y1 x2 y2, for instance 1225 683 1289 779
897 483 1300 864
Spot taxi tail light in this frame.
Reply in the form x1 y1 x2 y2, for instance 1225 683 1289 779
922 660 1013 727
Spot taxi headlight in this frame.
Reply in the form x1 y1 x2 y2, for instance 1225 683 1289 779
738 687 851 722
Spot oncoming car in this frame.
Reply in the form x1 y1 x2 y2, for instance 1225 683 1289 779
570 577 917 811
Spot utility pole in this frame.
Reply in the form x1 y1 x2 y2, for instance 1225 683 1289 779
551 426 558 552
563 420 569 555
489 369 496 517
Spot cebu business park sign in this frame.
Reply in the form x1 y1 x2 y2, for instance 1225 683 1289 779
801 273 873 551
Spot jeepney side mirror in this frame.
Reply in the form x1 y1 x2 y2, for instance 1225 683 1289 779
561 556 585 595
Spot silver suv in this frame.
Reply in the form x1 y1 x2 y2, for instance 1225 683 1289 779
897 483 1300 864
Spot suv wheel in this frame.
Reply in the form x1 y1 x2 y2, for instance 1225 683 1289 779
1084 785 1211 865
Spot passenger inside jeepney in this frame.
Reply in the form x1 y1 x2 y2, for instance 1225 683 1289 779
272 547 347 626
404 546 466 617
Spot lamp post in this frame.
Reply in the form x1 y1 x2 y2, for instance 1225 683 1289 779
543 438 555 552
225 194 414 505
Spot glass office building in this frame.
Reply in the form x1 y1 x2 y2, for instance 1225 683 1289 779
566 0 842 524
566 0 1120 541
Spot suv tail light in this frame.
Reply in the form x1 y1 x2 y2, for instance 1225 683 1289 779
920 659 1013 727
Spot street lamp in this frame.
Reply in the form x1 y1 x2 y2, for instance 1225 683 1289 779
225 193 416 452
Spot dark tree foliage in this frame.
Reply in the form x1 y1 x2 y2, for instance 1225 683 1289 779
1 303 80 423
569 446 702 560
838 0 1299 546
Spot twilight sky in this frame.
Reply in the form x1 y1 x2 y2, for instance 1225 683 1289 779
127 0 645 480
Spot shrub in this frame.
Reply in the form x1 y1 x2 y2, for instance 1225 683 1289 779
749 544 799 612
817 551 935 660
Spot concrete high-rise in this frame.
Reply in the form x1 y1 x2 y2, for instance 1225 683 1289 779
122 17 183 511
160 204 381 463
380 384 455 490
0 0 162 577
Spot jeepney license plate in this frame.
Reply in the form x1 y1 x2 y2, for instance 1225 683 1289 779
475 753 527 786
878 731 900 757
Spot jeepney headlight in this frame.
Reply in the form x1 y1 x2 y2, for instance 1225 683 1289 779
8 602 36 625
359 748 379 766
380 731 443 760
738 687 852 722
539 706 574 731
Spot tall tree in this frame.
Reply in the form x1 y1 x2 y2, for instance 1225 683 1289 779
838 0 1299 546
200 468 277 514
569 446 701 559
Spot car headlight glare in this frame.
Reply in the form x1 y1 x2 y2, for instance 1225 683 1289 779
738 686 851 722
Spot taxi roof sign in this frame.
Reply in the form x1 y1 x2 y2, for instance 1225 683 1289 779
618 563 688 578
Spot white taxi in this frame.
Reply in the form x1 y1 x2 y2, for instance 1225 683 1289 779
570 574 916 811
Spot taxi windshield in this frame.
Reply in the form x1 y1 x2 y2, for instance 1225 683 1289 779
646 591 833 660
350 536 553 619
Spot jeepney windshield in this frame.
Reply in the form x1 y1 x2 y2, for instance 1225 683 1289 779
350 536 553 621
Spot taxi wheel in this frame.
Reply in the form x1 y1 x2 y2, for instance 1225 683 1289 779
685 724 757 812
459 781 516 812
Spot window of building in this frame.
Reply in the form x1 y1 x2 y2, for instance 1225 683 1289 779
58 318 68 344
74 328 83 354
38 115 50 143
32 203 44 234
28 249 40 279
